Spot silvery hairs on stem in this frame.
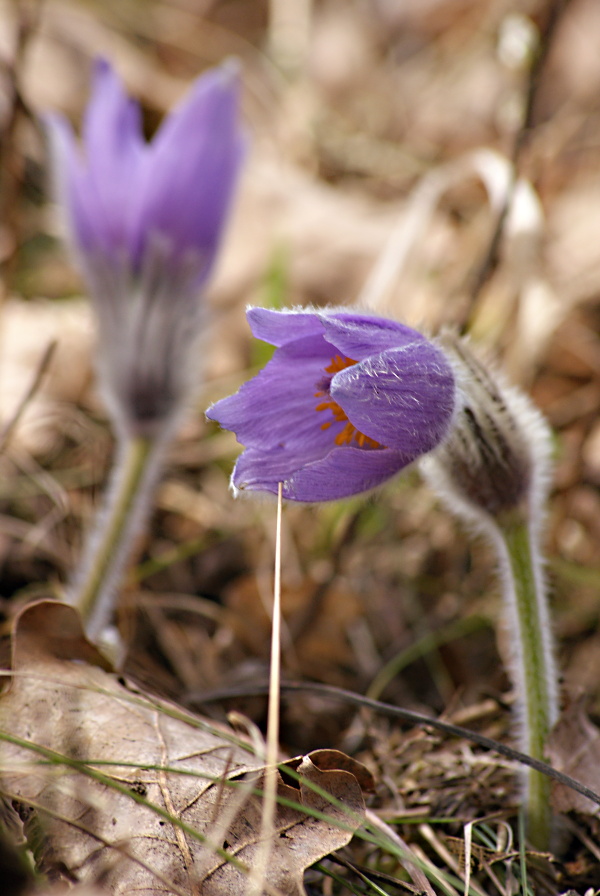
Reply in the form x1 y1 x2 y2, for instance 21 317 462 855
421 334 553 537
420 332 558 846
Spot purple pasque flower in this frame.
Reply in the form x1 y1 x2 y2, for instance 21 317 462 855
46 58 245 439
206 308 456 501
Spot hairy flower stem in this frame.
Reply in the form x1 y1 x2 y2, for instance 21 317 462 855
68 434 165 642
495 510 558 849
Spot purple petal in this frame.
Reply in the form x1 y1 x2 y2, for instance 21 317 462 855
232 445 414 501
207 334 346 460
135 62 245 279
44 113 99 257
321 312 428 360
247 307 325 346
245 307 427 359
331 342 455 452
81 59 146 257
83 59 145 191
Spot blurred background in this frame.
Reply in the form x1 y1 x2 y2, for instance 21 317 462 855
1 0 600 876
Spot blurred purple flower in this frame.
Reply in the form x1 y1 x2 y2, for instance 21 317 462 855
206 308 456 501
46 58 245 438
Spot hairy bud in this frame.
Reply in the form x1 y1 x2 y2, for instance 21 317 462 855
422 333 552 534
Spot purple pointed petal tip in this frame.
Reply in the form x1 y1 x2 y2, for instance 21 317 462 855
85 57 143 149
91 57 117 91
132 58 246 278
166 59 241 134
93 56 113 78
202 57 242 94
207 306 457 503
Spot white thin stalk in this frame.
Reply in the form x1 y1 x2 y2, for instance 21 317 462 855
247 482 283 896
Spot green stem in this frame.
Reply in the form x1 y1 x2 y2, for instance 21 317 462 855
68 435 160 641
498 512 557 849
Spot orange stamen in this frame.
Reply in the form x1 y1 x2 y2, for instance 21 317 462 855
325 354 352 375
315 354 382 449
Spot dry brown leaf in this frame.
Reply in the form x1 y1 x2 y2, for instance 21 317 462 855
33 889 110 896
0 601 368 895
548 695 600 817
0 299 94 454
19 0 186 114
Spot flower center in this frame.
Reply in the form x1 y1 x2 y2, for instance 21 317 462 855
315 354 382 449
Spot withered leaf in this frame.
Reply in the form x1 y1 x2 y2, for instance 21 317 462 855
0 601 368 895
547 695 600 816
